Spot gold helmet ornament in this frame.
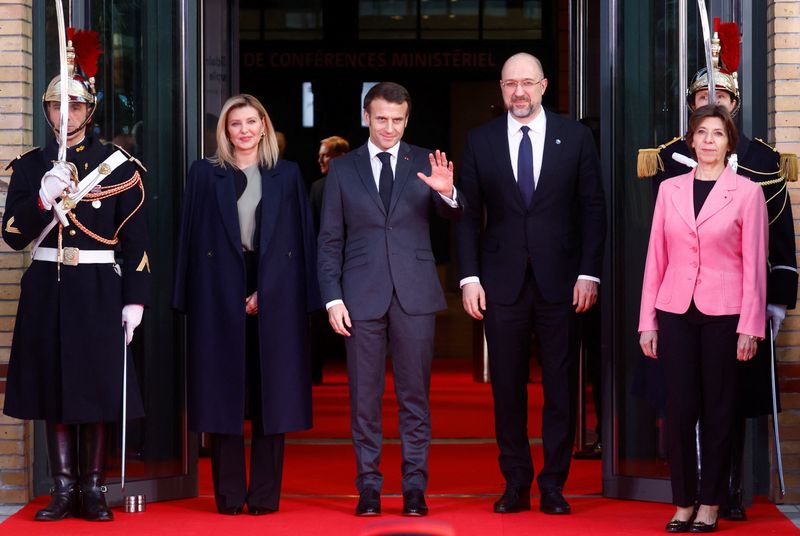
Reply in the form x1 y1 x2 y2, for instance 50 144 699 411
687 19 740 116
42 28 102 136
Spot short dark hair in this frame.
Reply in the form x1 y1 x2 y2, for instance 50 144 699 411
685 104 738 162
363 82 411 116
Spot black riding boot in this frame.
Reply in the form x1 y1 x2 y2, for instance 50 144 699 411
79 423 114 521
35 423 79 521
720 416 747 521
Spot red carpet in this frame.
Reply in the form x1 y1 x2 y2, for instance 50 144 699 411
2 359 796 534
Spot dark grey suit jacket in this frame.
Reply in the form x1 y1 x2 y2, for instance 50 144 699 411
317 141 462 321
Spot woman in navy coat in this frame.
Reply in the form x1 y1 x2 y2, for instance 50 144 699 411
173 94 320 515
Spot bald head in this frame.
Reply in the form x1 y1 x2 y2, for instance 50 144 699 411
500 52 548 122
502 53 544 82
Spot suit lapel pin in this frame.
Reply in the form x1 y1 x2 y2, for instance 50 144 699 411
403 155 410 161
555 139 562 145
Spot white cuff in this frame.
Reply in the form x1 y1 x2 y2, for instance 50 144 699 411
459 276 480 288
438 186 458 207
578 275 600 284
325 299 344 310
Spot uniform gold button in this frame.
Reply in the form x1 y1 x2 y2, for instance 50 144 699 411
68 229 77 236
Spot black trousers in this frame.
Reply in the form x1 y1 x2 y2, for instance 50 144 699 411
484 265 578 492
657 303 739 507
209 251 285 512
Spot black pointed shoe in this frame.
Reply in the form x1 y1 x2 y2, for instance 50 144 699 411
493 487 531 513
689 519 717 533
355 488 381 516
665 518 693 533
402 489 428 516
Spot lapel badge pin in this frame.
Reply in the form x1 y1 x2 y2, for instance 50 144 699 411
404 155 410 161
555 139 562 145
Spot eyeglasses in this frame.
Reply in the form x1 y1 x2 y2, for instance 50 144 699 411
501 79 545 90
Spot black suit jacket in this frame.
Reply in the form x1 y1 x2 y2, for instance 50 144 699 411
456 111 606 304
317 141 462 320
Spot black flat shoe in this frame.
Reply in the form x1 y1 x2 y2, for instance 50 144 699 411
689 519 717 533
665 518 692 533
355 488 381 516
493 487 530 514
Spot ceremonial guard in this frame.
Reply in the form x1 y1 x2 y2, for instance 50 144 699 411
637 21 797 521
1 28 150 522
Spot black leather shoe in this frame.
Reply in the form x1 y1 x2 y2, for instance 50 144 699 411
493 487 531 513
719 504 745 521
402 489 428 516
665 518 692 533
247 505 276 516
719 492 746 521
355 488 381 516
688 519 717 533
539 488 571 515
35 477 78 521
79 474 114 521
217 505 243 515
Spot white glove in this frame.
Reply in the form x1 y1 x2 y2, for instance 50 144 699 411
766 304 787 340
38 163 73 210
122 304 144 345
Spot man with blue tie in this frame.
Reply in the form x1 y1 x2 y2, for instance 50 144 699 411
317 82 462 517
457 53 606 515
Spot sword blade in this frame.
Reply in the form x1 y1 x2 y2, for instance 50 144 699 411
696 0 716 105
121 327 128 490
54 0 69 162
769 319 785 497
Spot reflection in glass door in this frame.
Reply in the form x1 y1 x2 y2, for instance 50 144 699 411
601 0 703 501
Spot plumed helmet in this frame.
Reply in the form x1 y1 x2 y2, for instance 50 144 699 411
42 28 102 135
687 20 741 117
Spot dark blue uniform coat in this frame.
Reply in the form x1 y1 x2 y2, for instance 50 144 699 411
173 158 320 435
1 135 150 423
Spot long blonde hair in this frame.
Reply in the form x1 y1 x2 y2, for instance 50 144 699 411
211 94 279 169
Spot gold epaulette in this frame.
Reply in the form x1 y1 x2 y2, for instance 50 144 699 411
4 147 40 171
780 152 798 182
637 136 683 178
112 144 148 173
751 138 796 182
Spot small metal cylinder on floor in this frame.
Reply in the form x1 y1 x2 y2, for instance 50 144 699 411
124 494 146 513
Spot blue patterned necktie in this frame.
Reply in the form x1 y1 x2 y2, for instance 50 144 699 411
377 152 393 212
518 125 534 207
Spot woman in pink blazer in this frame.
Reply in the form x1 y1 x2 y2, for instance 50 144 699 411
639 105 768 533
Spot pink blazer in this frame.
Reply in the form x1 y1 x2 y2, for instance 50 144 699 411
639 166 768 338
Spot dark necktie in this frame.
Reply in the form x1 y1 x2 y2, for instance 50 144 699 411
377 151 393 212
518 125 534 207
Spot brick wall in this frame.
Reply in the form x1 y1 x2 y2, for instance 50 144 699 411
0 1 33 505
768 0 800 503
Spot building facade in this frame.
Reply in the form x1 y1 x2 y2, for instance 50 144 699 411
0 0 798 505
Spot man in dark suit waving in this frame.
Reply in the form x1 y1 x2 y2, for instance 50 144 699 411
457 53 606 515
318 82 461 517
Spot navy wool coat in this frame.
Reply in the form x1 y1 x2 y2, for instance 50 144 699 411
173 158 320 435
